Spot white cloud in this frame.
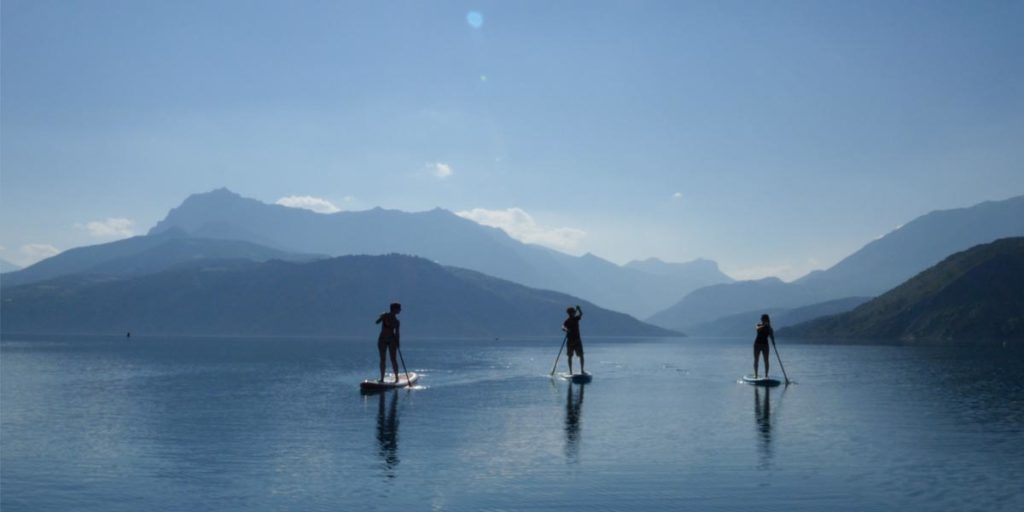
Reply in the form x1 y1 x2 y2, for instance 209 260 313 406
77 218 135 238
672 192 683 200
430 162 453 179
19 244 61 265
456 207 586 253
275 195 341 214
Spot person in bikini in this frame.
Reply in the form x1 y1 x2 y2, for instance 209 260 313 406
562 305 585 375
375 302 402 383
753 313 774 378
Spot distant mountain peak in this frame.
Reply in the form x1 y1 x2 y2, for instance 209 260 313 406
135 188 736 318
192 187 245 201
624 256 731 282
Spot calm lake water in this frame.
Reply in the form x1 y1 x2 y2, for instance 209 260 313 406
2 335 1022 511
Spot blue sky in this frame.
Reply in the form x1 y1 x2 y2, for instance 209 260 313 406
2 0 1022 279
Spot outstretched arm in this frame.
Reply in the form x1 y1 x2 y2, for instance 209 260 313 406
576 305 583 319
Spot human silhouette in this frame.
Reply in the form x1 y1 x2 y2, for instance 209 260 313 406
562 305 585 374
753 313 774 378
375 302 402 383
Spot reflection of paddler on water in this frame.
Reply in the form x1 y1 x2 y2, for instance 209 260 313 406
375 303 402 383
564 382 585 462
754 386 771 440
753 314 774 378
562 305 585 375
754 385 773 468
376 391 400 472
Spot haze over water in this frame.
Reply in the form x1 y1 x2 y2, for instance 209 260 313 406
2 336 1022 511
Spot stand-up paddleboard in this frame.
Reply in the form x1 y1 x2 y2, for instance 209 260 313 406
742 374 780 387
557 372 592 384
360 372 418 391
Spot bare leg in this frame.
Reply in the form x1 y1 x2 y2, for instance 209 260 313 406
379 345 387 382
389 344 400 382
567 354 574 374
762 349 770 378
753 344 760 378
579 353 585 374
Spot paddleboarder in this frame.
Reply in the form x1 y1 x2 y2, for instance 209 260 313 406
375 303 402 383
562 305 585 375
753 313 774 378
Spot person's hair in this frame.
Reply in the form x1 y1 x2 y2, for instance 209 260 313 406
390 302 402 312
761 313 771 323
566 306 576 315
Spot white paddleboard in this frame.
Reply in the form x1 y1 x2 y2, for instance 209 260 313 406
742 374 781 387
557 372 592 383
360 372 419 391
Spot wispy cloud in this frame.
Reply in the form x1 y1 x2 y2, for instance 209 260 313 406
456 207 586 253
672 192 683 200
19 244 60 265
76 218 135 238
276 195 341 214
430 162 453 179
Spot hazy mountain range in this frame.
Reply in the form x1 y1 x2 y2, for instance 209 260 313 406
0 229 322 288
151 189 734 317
3 189 1021 342
1 254 676 338
3 188 732 318
685 297 871 337
647 195 1024 333
781 238 1024 342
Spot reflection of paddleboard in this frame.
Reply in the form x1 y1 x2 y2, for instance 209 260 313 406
360 372 418 391
742 375 780 387
557 372 592 384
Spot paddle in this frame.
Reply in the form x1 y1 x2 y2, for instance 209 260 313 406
397 344 413 388
770 337 791 385
550 336 567 376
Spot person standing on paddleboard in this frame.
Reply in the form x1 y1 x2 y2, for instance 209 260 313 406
375 303 402 383
753 313 774 378
563 305 585 375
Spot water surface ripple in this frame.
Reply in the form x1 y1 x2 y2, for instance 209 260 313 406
2 336 1022 511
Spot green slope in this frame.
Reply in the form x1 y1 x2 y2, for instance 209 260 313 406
781 238 1024 343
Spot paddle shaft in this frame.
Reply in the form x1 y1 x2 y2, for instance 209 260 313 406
550 336 567 376
770 338 790 384
397 344 413 388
